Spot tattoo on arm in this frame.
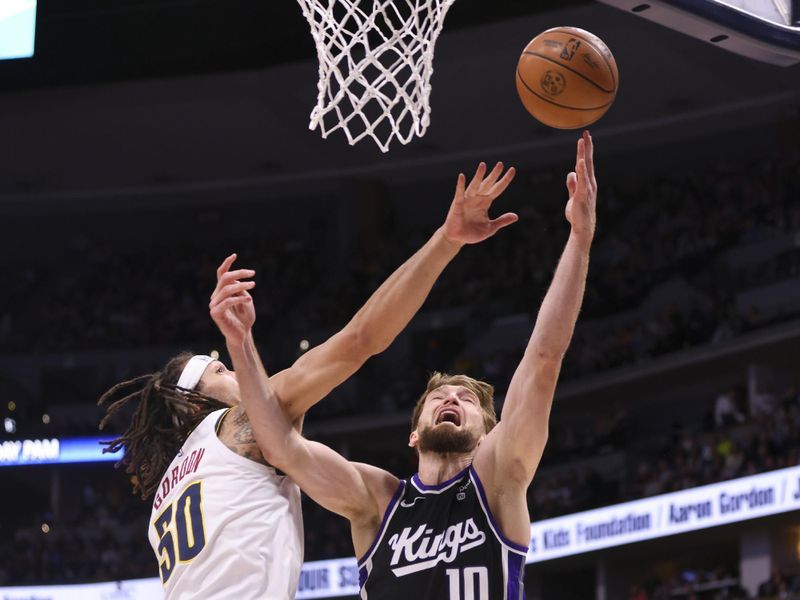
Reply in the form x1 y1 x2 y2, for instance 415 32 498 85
232 408 256 443
219 407 269 466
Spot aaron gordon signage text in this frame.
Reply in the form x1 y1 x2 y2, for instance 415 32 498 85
2 466 799 599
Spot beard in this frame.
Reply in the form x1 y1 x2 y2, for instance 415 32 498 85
418 424 477 454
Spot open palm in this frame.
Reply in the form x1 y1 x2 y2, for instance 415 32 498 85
442 161 518 245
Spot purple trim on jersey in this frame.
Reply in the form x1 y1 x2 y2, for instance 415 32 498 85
507 550 527 600
358 564 368 591
357 480 406 566
469 465 530 554
410 466 469 492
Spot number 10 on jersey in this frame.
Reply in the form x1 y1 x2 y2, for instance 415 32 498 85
446 566 489 600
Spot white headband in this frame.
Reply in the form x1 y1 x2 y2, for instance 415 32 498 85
176 355 214 392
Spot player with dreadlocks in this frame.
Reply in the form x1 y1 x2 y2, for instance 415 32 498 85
98 352 230 498
97 161 518 599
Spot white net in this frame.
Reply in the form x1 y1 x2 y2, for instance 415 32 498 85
297 0 457 153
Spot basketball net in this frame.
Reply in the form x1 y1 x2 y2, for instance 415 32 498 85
297 0 456 153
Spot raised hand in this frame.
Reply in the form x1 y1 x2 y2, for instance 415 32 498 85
209 253 256 346
441 161 518 246
565 131 597 242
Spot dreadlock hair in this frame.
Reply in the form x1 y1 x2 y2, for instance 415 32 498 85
98 352 230 500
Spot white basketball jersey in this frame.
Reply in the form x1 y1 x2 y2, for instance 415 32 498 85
147 408 303 599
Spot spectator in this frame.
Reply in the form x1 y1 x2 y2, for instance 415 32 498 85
715 389 746 428
757 567 788 598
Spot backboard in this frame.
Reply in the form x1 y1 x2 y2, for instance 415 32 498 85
597 0 800 66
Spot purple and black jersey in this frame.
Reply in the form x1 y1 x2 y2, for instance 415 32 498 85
358 465 528 600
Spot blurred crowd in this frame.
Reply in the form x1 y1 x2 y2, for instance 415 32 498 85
629 563 745 600
2 151 800 585
0 481 152 586
628 565 800 600
529 381 800 522
1 154 799 388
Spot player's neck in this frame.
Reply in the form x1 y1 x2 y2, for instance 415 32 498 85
416 450 474 485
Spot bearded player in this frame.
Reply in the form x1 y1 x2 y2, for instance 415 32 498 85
214 131 596 598
98 161 517 599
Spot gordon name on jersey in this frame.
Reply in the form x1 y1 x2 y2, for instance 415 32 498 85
153 446 205 511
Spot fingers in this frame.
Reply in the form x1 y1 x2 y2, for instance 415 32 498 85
212 268 255 297
487 166 516 198
489 212 519 233
210 280 256 307
210 293 253 318
479 162 505 193
211 279 256 301
566 171 577 197
571 134 589 200
575 158 588 199
217 269 255 287
216 253 237 280
466 162 487 195
583 130 594 179
453 172 466 203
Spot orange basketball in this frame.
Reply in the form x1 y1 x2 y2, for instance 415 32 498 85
516 27 618 129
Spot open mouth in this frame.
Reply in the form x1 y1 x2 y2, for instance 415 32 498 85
435 409 461 426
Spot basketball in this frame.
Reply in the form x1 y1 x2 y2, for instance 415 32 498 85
516 27 618 129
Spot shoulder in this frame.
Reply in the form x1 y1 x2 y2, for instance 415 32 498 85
472 424 529 495
351 463 402 517
216 405 269 466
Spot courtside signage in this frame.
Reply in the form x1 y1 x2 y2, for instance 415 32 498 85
0 577 161 599
0 561 362 600
2 468 799 598
527 465 800 563
0 437 122 466
296 557 360 598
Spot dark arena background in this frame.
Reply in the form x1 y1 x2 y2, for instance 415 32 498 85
1 0 800 598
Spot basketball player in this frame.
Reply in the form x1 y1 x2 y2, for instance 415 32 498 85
216 131 596 599
97 161 518 599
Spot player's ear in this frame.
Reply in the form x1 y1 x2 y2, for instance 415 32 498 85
408 430 419 449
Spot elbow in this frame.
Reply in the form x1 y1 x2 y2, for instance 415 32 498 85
530 347 566 365
348 323 391 359
522 351 565 388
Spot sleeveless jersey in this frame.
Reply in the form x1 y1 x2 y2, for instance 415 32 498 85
147 408 303 599
358 465 528 600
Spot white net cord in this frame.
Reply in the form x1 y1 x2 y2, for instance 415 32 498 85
297 0 457 153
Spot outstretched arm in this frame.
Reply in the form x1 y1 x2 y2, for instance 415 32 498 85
476 131 596 497
212 162 518 424
224 333 399 555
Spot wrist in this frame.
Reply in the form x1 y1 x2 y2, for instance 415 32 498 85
225 335 250 356
568 229 594 252
436 226 465 254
